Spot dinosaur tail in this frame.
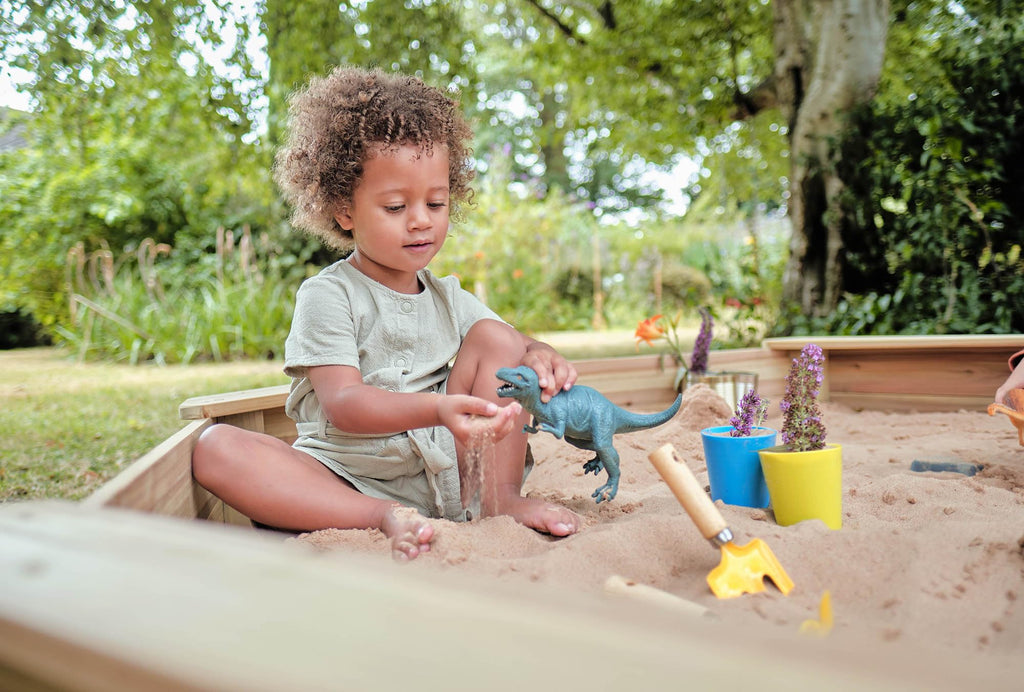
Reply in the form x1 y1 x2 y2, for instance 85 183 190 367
618 394 683 433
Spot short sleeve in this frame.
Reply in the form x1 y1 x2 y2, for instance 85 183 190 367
283 274 360 377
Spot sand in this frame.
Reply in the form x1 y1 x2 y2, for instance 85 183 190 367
294 384 1024 677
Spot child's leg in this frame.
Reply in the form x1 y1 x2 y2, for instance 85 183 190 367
448 319 580 536
192 424 433 560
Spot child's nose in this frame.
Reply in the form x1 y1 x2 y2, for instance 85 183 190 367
408 203 430 230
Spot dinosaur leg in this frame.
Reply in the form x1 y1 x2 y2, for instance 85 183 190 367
591 446 621 504
566 436 603 476
583 456 603 476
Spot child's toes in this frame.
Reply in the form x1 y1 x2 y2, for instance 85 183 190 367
390 519 435 561
544 507 580 536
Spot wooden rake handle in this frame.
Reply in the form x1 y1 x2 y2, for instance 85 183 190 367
648 444 732 546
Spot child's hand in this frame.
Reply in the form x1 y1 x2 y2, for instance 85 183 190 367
521 342 578 403
438 395 523 445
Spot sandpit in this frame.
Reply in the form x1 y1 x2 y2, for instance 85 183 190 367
295 384 1024 678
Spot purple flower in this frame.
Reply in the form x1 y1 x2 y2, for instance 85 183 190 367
729 389 769 437
689 308 712 374
779 343 827 451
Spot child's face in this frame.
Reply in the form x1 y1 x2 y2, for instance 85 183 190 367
337 144 451 293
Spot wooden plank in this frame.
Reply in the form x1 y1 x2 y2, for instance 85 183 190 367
218 410 265 434
193 486 224 523
84 418 253 526
178 384 290 420
764 334 1023 351
262 408 298 443
574 353 665 375
0 501 1011 692
762 335 1018 405
574 348 791 409
829 350 1006 399
84 419 211 518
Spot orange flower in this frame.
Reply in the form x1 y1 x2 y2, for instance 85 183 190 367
512 268 524 279
634 314 665 348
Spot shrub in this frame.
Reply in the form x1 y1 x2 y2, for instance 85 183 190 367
824 13 1024 335
57 227 302 363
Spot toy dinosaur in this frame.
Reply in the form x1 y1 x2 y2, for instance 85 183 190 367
496 365 682 503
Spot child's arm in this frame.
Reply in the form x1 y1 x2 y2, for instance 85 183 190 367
520 337 578 403
307 365 519 444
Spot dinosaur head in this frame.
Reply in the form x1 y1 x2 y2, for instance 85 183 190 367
495 365 541 404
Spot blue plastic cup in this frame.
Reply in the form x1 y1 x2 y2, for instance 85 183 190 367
700 425 777 508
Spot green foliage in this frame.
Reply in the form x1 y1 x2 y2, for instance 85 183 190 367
58 228 303 363
0 0 277 329
824 11 1024 335
660 263 712 310
433 149 600 331
2 0 789 347
670 212 786 348
429 147 778 337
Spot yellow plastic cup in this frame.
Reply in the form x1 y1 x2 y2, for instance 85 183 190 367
758 444 842 530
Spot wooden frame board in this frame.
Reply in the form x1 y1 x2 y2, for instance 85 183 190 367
1 501 1014 691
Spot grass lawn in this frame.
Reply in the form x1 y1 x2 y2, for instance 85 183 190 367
0 330 670 504
0 347 288 503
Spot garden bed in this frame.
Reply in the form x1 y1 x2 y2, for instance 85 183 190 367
2 335 1023 689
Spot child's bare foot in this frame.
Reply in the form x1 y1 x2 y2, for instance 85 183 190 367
494 495 580 537
380 505 435 561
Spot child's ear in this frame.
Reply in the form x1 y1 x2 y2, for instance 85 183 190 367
334 206 354 232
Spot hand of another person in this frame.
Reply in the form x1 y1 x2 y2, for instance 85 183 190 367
995 360 1024 405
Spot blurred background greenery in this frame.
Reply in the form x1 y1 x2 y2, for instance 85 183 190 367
1 0 1022 365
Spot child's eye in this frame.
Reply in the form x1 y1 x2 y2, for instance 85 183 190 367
384 205 405 213
428 201 447 209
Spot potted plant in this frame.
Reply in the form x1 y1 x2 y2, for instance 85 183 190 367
757 343 843 529
635 307 757 408
700 389 776 508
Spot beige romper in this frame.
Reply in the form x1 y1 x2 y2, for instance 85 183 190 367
283 260 503 521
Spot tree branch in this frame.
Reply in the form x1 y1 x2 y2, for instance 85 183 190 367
522 0 587 44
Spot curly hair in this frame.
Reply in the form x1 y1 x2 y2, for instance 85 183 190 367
273 66 475 249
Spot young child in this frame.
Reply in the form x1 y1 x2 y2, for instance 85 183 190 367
192 66 581 560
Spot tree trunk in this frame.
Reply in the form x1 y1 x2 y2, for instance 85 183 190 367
539 90 571 194
773 0 889 318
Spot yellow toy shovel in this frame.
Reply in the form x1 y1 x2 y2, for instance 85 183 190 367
649 443 794 599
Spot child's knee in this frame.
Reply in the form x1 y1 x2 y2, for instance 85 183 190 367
192 423 238 484
464 319 525 361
